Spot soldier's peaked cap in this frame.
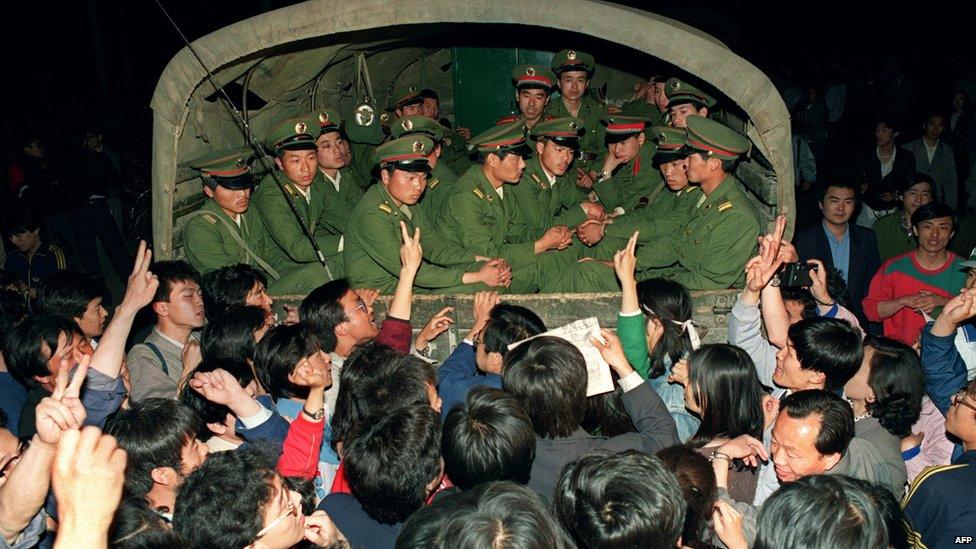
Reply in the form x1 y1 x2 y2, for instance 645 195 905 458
315 108 342 135
188 146 255 190
374 135 434 173
390 115 445 141
550 49 595 76
665 77 717 109
684 115 750 160
265 117 318 153
530 117 585 150
467 121 532 156
650 126 689 164
511 64 557 91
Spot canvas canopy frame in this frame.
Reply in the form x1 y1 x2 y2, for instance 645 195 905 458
150 0 794 261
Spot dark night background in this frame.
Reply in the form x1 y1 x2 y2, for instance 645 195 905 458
2 1 972 203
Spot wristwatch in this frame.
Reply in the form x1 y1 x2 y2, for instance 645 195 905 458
595 170 611 182
302 406 325 421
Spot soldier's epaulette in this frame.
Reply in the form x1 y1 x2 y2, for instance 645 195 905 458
530 173 544 189
495 115 520 126
202 214 218 224
472 187 486 200
284 184 297 196
378 203 394 214
428 178 440 190
717 201 733 212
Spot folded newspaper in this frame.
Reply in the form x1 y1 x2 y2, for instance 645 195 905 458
507 317 615 396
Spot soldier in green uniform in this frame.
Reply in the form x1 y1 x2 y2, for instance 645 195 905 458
440 122 582 293
392 85 472 174
252 116 345 280
313 109 367 212
343 136 511 293
588 109 664 213
182 147 330 295
389 115 459 220
621 74 669 126
544 49 608 172
580 126 702 248
495 64 557 130
508 117 603 240
560 116 760 291
665 77 716 128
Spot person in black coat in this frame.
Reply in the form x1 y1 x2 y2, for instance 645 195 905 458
854 118 916 227
794 175 881 329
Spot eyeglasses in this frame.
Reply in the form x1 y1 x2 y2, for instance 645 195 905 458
253 501 296 540
343 298 368 321
951 389 976 414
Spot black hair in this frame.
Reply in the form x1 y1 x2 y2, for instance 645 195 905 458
911 202 957 233
778 390 854 457
151 261 201 304
253 323 322 400
110 497 187 548
396 490 478 548
719 156 740 173
442 387 535 490
178 357 256 441
0 409 7 430
106 398 205 502
419 88 439 101
0 289 28 355
3 313 79 385
345 403 442 524
200 264 268 318
488 303 546 332
657 445 717 548
3 206 43 235
581 383 636 438
503 336 587 439
199 305 266 363
817 172 861 203
637 278 694 379
331 345 435 452
922 111 946 125
876 116 900 134
554 450 686 548
844 476 910 549
481 316 541 357
780 264 850 317
686 344 766 447
36 270 105 319
173 445 278 548
899 173 935 195
862 337 924 438
755 475 888 549
299 279 352 347
431 482 567 549
789 317 863 391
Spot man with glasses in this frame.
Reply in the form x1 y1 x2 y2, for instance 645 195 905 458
902 380 976 548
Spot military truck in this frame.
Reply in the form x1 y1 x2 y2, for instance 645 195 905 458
150 0 794 357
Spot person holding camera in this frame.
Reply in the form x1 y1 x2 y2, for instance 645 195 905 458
793 175 880 328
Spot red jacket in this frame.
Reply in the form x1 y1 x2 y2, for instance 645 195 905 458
277 413 324 479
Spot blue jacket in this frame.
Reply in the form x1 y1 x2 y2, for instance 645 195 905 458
437 341 502 420
903 450 976 548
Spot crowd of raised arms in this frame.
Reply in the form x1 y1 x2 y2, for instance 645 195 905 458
3 47 976 549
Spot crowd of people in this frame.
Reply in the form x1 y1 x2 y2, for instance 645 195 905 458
1 47 976 549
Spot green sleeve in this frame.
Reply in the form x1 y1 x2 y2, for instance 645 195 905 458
348 141 378 186
671 212 759 289
634 234 681 270
183 218 238 273
252 187 327 264
553 203 588 228
348 210 464 290
593 175 625 210
617 312 651 379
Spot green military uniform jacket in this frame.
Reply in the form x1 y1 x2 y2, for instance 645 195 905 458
442 166 537 270
636 174 760 289
440 126 474 174
252 172 345 276
347 137 380 185
343 183 480 293
593 143 663 212
605 184 703 241
873 212 916 262
182 200 331 294
509 156 589 239
320 168 367 212
416 161 459 223
545 91 608 167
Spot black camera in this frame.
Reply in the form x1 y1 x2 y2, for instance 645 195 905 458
779 262 818 288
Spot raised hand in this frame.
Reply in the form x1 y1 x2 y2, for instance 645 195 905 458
399 221 423 273
52 427 127 548
469 291 500 339
716 434 769 468
745 215 788 294
712 500 748 549
181 340 203 381
188 368 245 406
416 307 455 352
613 231 639 285
590 328 634 377
355 288 381 307
120 240 159 312
807 258 833 304
304 510 344 546
36 354 90 445
668 358 689 386
281 304 300 326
